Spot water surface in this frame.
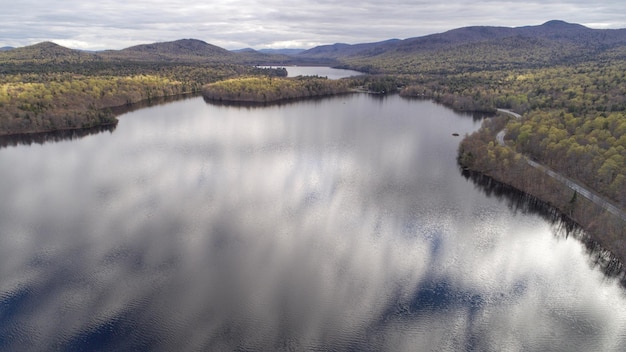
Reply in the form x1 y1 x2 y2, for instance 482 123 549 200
1 94 625 351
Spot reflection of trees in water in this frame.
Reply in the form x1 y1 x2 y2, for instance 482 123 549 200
400 95 495 122
0 94 201 149
462 169 626 287
201 91 349 108
0 124 117 148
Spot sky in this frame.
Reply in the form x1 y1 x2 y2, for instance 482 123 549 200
1 0 625 51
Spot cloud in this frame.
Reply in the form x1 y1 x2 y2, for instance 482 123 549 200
1 0 625 50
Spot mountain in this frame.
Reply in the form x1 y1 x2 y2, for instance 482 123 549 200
299 39 401 59
0 46 14 51
0 41 96 62
99 39 291 64
0 39 295 66
4 20 626 69
299 20 626 63
232 48 257 53
295 20 626 73
230 47 296 65
101 38 235 62
224 47 300 55
258 48 305 55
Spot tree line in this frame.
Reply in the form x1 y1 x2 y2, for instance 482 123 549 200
202 76 352 103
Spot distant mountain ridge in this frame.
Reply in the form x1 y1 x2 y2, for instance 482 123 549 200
0 41 96 62
102 38 234 61
0 39 288 65
299 39 401 59
232 48 305 55
298 20 626 60
258 48 305 55
3 20 626 67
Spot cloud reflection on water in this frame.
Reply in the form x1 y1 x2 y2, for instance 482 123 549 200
1 95 626 351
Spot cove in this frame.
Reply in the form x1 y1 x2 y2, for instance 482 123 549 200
0 94 625 351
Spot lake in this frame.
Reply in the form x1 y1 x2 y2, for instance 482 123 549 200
259 65 363 79
1 92 626 350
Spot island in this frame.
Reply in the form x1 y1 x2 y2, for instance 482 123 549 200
201 76 352 103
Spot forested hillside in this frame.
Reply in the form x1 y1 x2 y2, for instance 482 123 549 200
101 39 235 62
300 20 626 73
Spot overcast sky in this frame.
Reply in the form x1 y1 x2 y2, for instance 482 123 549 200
1 0 625 50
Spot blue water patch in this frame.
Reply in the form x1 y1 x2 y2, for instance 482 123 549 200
0 286 34 349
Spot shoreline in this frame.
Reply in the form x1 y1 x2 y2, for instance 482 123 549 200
202 90 355 105
461 169 626 284
0 92 199 139
0 123 118 148
0 121 118 138
462 163 626 266
458 116 626 266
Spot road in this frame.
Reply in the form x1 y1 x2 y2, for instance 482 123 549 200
496 129 506 146
494 109 626 221
495 109 519 147
496 108 521 119
526 159 626 221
